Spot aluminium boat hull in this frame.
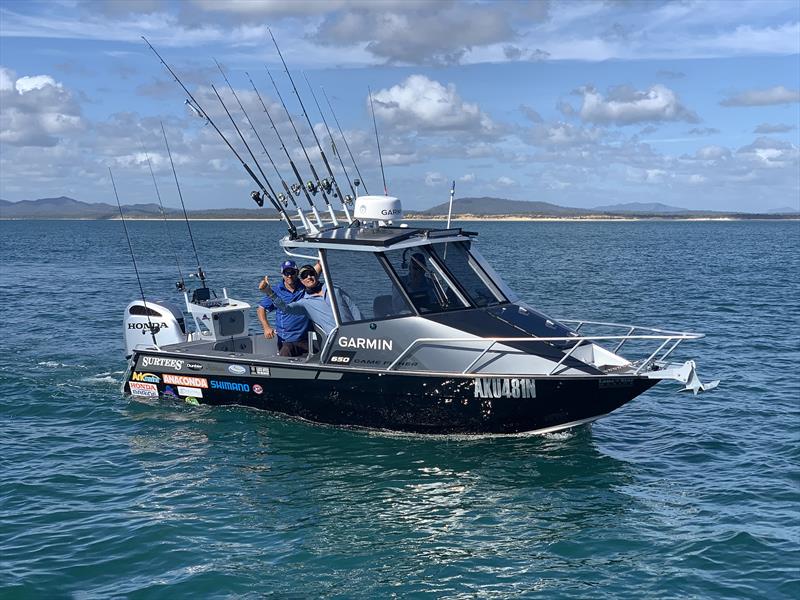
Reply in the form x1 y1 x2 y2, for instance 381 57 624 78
125 351 658 435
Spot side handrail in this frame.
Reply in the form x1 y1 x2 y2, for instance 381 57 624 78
386 330 703 375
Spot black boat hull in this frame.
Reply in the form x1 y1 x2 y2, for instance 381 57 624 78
126 353 658 435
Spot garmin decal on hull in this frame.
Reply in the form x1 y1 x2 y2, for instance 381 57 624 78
474 378 536 399
210 380 250 392
142 356 183 371
337 337 393 351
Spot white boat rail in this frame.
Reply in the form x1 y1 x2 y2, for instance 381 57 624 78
385 321 704 376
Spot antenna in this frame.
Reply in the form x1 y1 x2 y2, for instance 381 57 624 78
446 180 456 229
303 72 356 218
160 121 207 288
109 167 159 348
138 136 185 290
247 71 322 230
214 60 311 232
322 87 369 195
141 36 297 239
368 86 388 196
270 29 343 225
267 68 330 226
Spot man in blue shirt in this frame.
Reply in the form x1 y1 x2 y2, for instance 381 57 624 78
263 264 362 337
257 260 310 357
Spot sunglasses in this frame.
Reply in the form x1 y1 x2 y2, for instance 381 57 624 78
282 269 298 276
299 271 317 280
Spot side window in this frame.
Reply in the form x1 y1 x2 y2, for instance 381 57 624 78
428 242 506 307
322 249 413 323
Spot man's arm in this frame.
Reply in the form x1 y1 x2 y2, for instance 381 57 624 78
257 305 276 339
262 276 307 315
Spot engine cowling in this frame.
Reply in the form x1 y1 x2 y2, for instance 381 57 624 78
123 300 188 357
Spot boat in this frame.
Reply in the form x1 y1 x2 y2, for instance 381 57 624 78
120 38 718 435
121 192 718 435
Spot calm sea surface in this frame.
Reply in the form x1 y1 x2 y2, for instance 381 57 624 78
1 220 798 598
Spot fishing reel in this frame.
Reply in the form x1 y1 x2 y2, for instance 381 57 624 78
320 178 333 195
250 190 264 207
306 180 318 195
344 194 354 206
277 193 288 206
290 183 301 196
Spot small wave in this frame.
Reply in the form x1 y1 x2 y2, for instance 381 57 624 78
82 374 120 384
37 361 88 369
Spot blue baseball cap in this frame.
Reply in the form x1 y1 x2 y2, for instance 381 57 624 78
280 260 297 274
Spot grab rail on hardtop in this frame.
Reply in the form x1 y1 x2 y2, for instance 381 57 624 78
385 326 704 376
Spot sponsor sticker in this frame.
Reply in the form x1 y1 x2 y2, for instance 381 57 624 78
250 366 270 376
163 385 178 397
474 378 536 399
131 372 160 383
129 381 158 398
210 380 250 392
187 362 204 371
141 356 184 371
177 386 204 398
337 336 393 351
162 374 208 388
228 364 247 375
252 384 263 395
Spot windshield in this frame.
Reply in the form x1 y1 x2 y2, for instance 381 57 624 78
427 241 507 308
382 247 469 314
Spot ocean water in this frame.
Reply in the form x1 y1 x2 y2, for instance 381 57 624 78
1 219 798 598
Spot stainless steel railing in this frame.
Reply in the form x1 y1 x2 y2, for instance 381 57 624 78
385 322 703 376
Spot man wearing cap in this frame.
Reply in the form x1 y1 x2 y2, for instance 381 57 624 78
262 263 361 337
257 260 310 357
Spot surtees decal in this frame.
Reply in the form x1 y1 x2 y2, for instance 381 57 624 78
187 362 204 371
142 356 184 371
337 337 393 351
177 386 203 398
228 364 247 375
252 384 263 395
210 380 250 392
162 374 208 388
129 382 158 398
131 372 160 384
250 366 270 376
474 378 536 399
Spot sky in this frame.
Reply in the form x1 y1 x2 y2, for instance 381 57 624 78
0 0 799 213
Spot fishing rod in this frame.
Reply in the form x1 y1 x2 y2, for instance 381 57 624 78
247 71 322 229
214 60 311 233
368 86 388 196
269 30 344 224
160 121 208 288
109 167 159 348
267 66 339 226
303 72 357 212
322 87 369 195
208 78 286 225
138 136 186 291
140 36 297 239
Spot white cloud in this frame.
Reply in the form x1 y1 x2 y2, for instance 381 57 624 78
0 67 84 147
696 145 731 160
754 123 796 134
459 173 475 182
575 84 699 125
737 137 799 169
424 171 445 186
720 86 800 107
496 176 515 186
371 75 498 135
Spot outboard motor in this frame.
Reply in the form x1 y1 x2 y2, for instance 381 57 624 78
123 300 188 357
